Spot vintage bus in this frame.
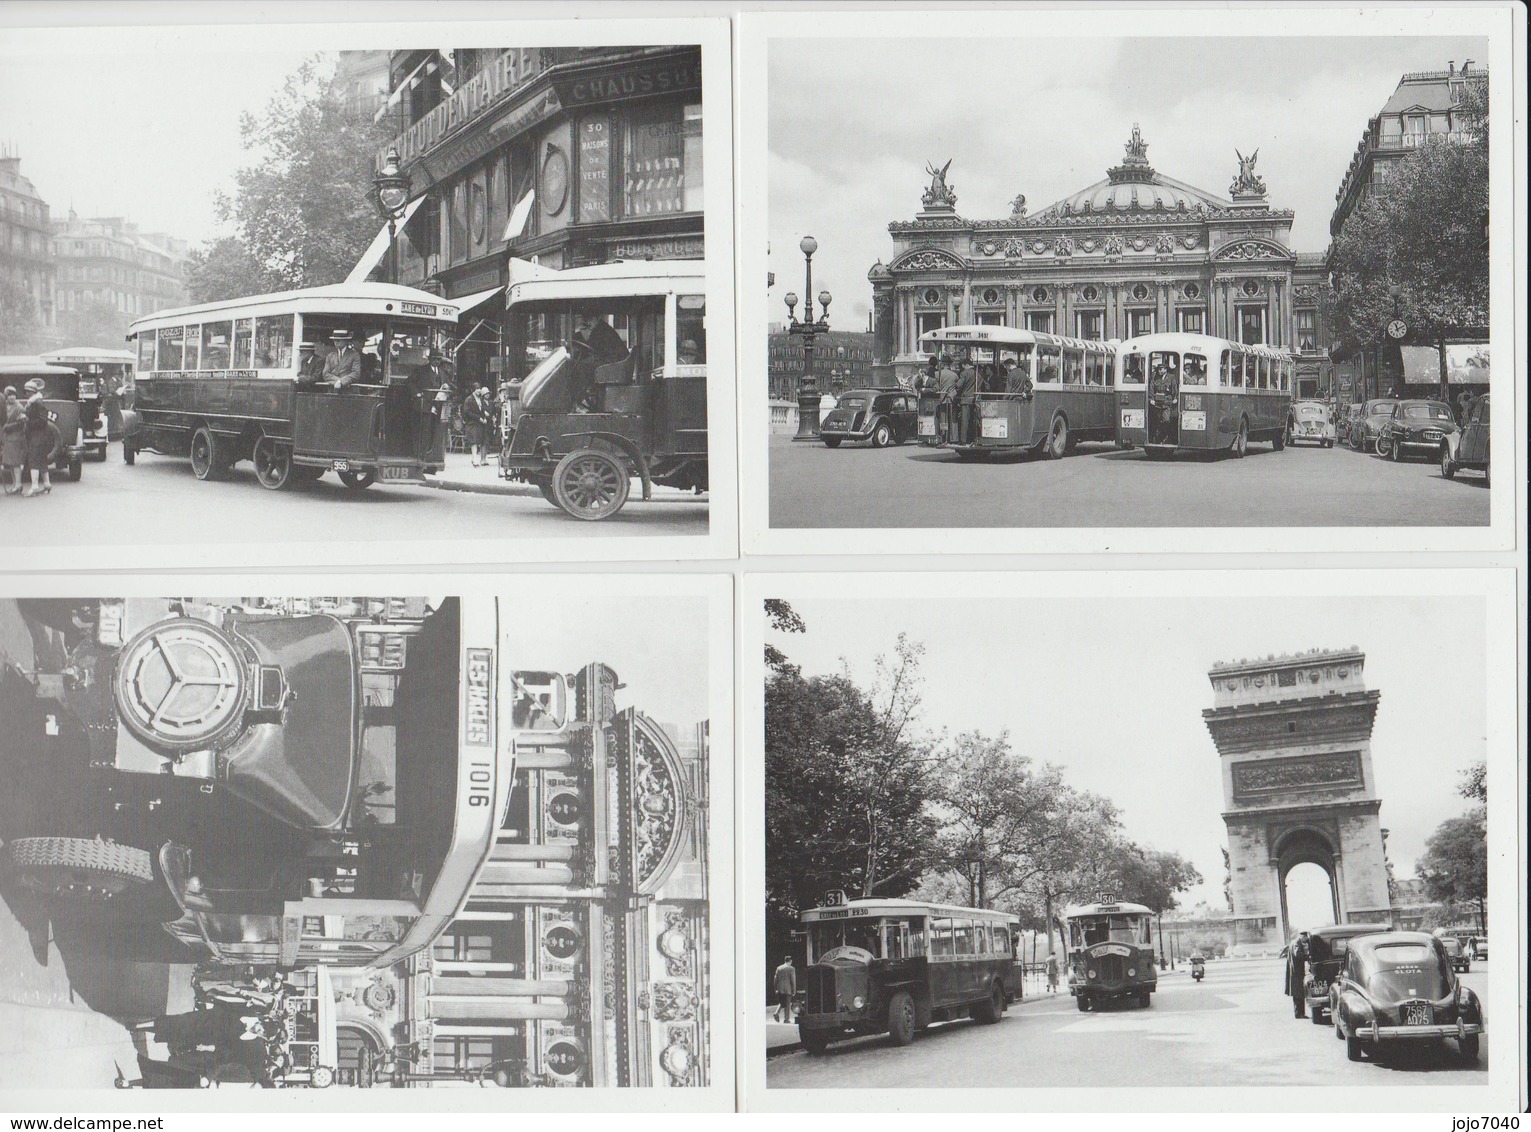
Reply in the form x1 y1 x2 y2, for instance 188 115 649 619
40 346 136 459
1058 896 1158 1011
4 595 516 976
916 326 1119 459
124 284 459 490
499 257 708 520
1115 332 1293 458
797 893 1022 1053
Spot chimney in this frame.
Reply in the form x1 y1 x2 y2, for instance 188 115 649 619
1447 61 1455 76
1462 59 1474 74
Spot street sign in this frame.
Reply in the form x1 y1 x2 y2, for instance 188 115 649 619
1386 318 1408 340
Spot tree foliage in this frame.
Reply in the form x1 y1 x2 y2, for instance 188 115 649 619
197 56 394 297
1457 760 1486 807
56 299 131 350
0 269 41 353
1327 78 1489 357
186 236 271 305
1417 813 1486 927
764 598 805 677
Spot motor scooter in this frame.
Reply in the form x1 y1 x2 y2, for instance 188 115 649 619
1190 956 1206 983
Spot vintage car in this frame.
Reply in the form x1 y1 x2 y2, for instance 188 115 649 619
1351 398 1399 452
1440 393 1489 487
1339 403 1365 447
1330 932 1482 1064
819 388 918 449
1438 937 1471 973
1376 399 1456 461
1287 400 1336 448
0 358 88 481
1294 923 1393 1024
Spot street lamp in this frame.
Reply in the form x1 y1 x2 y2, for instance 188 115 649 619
784 235 832 441
372 146 411 280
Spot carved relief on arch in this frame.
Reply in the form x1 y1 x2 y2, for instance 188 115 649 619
890 247 966 273
1214 237 1290 262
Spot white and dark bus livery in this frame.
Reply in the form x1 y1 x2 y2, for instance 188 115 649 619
916 326 1119 459
124 283 459 490
797 893 1022 1053
1115 332 1293 458
1058 896 1158 1011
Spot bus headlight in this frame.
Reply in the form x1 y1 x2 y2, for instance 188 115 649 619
1087 968 1097 980
1128 967 1136 977
851 995 865 1010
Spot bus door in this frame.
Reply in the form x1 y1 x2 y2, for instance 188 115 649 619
1146 351 1180 447
656 294 707 457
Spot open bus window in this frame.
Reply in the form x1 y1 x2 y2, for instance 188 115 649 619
1121 353 1146 385
676 294 706 365
511 669 568 731
254 315 294 369
137 334 156 371
1036 344 1062 384
1183 354 1208 386
157 326 185 371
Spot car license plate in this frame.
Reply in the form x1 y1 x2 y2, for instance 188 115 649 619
1404 1004 1431 1026
98 603 124 646
822 420 845 431
918 416 936 436
331 459 351 472
1121 410 1144 429
381 464 414 481
1181 411 1207 431
981 418 1008 439
1423 431 1442 441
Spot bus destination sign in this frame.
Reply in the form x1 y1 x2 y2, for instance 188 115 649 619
400 302 438 316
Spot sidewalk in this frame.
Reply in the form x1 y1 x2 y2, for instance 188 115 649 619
419 451 702 503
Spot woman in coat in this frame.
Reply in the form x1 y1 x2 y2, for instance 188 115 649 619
21 378 61 497
1 387 26 494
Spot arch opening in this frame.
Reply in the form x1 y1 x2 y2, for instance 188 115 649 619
1283 862 1338 935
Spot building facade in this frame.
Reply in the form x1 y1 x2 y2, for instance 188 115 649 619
0 150 57 346
380 47 704 393
766 327 878 401
50 212 189 337
869 128 1335 395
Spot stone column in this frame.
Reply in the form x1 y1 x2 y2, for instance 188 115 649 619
432 976 571 997
432 960 524 975
431 1023 522 1037
429 999 569 1022
480 860 575 885
493 842 575 862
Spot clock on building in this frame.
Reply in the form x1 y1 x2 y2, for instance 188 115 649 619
541 145 569 216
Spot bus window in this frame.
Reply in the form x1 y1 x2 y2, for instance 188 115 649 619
1063 348 1084 385
1219 350 1232 387
1237 353 1251 388
676 295 706 365
184 327 202 372
974 923 989 954
156 326 185 371
233 319 254 369
1121 353 1146 385
136 334 155 372
930 918 954 958
1258 357 1270 389
1087 352 1105 386
909 920 927 956
255 315 295 370
1183 354 1208 386
883 920 912 959
1036 344 1062 384
953 920 974 956
201 321 233 371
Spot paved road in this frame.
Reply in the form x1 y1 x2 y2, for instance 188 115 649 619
5 446 708 553
769 435 1490 528
767 958 1488 1089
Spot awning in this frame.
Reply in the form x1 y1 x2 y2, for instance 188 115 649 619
504 188 535 242
344 195 427 285
1400 344 1491 385
452 286 504 314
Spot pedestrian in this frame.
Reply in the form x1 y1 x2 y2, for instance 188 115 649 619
1287 930 1310 1018
461 384 495 467
773 954 797 1024
21 378 61 497
2 386 26 494
1046 953 1059 994
952 354 978 443
321 328 361 389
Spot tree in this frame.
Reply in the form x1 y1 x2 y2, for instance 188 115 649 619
1417 814 1486 931
206 56 394 294
764 598 804 677
56 299 131 350
185 237 270 305
0 269 41 353
1114 847 1202 915
1457 760 1486 808
1327 77 1489 392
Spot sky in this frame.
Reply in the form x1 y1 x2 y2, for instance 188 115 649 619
767 35 1489 330
766 594 1487 915
0 47 320 245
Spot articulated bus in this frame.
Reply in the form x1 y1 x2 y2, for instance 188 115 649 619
124 284 459 490
1058 896 1158 1011
798 893 1022 1053
916 326 1119 459
1115 332 1293 458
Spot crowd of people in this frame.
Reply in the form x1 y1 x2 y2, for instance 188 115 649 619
2 379 64 498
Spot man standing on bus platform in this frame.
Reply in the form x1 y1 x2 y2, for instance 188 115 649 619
773 955 797 1024
295 342 325 386
323 329 361 390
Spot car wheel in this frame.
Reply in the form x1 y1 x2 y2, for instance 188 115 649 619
1375 434 1392 459
872 421 894 449
1138 990 1151 1009
67 456 82 482
9 837 155 904
1076 994 1090 1013
1459 1034 1480 1063
1273 424 1287 451
822 437 841 449
1346 1032 1365 1062
1310 1007 1327 1025
886 990 916 1046
1389 436 1401 461
1046 415 1068 460
1440 446 1455 479
122 439 136 465
551 448 629 520
1482 463 1490 489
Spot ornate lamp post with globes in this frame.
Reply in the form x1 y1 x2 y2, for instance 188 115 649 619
784 235 832 441
371 147 411 284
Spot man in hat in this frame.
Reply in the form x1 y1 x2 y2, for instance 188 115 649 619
322 328 361 389
295 341 326 386
677 339 702 366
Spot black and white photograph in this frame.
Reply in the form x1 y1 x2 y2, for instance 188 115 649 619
742 571 1520 1111
0 575 731 1107
0 14 737 567
740 6 1516 554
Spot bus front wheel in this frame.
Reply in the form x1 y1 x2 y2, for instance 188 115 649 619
1230 419 1248 459
1046 416 1069 460
975 981 1005 1024
886 990 916 1046
800 1029 832 1056
1076 993 1090 1012
189 426 227 481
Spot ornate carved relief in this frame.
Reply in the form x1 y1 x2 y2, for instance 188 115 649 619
893 248 966 273
1103 235 1124 255
1233 752 1363 800
652 981 698 1022
659 1027 697 1086
1054 236 1075 257
658 908 696 977
1154 233 1174 253
1218 240 1285 261
922 159 957 209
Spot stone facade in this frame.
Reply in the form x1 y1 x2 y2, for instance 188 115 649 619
0 151 57 346
1204 648 1391 952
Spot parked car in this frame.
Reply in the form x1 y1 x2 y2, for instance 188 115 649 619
1441 393 1489 487
1294 923 1393 1024
1439 937 1471 973
1330 932 1483 1064
1352 398 1399 452
818 388 919 449
1287 400 1336 448
1339 403 1365 447
1376 399 1456 461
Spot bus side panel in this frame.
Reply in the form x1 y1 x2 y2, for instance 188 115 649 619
927 957 966 1013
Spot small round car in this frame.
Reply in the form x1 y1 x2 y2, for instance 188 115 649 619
1331 931 1483 1065
817 389 918 449
1287 400 1336 447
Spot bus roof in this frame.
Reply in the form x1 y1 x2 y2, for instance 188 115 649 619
1062 900 1155 918
126 282 461 335
507 256 705 305
1117 332 1292 360
801 897 1019 923
920 324 1117 354
40 347 136 365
